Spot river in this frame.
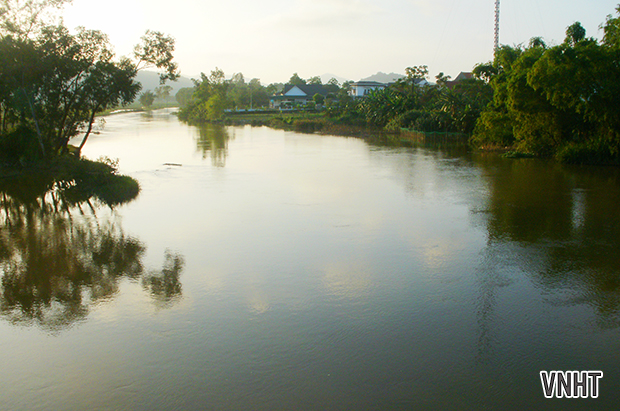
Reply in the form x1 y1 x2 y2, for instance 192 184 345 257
1 109 619 410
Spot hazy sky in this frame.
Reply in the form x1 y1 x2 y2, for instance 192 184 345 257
63 0 620 84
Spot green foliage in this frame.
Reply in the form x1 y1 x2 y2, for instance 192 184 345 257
133 30 179 84
602 5 620 49
0 126 41 164
0 0 72 39
175 87 194 108
354 68 491 135
155 85 172 100
471 109 514 148
308 76 322 85
472 6 620 163
204 94 226 121
139 90 156 108
288 73 306 86
556 137 620 165
293 119 324 133
0 2 178 161
177 68 231 123
178 68 280 123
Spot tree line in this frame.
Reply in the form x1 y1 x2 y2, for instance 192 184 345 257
177 64 492 135
176 70 350 123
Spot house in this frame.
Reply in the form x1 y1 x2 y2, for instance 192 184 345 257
445 72 474 88
348 81 387 98
270 84 330 109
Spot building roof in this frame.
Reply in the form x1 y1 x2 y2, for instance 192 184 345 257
282 84 330 97
445 72 475 89
454 72 473 82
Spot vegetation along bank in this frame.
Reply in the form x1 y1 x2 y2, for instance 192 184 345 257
175 5 620 165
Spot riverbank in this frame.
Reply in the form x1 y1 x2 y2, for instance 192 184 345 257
199 110 392 141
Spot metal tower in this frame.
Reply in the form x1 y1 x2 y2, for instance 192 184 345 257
494 0 500 53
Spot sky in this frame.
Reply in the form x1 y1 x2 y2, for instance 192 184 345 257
62 0 620 84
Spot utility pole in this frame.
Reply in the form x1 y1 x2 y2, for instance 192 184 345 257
494 0 500 53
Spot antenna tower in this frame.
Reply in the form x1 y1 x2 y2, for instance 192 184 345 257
494 0 500 53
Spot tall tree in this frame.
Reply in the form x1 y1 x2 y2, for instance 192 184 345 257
0 3 178 159
308 75 322 85
288 73 306 85
139 90 155 108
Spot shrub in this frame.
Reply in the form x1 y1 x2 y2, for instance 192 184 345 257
556 138 620 165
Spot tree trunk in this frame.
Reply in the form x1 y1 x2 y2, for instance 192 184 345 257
77 107 99 155
23 89 46 157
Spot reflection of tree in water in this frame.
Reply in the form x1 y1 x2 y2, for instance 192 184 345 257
195 124 232 167
476 156 620 330
142 250 184 309
0 172 183 331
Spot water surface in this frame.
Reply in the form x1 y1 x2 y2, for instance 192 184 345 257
2 109 619 410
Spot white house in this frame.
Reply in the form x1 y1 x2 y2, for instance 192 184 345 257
348 81 387 98
270 84 330 108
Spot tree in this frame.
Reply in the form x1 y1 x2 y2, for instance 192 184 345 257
139 90 155 108
405 65 429 81
565 22 587 47
2 24 143 156
231 72 245 85
0 0 72 39
472 7 620 162
204 93 226 120
288 73 306 85
133 30 179 84
0 1 179 160
435 72 451 86
155 85 172 101
248 78 268 108
308 75 322 85
175 87 193 108
327 77 340 87
602 5 620 49
177 67 232 123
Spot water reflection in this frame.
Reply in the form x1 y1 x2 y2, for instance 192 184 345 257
0 172 183 331
195 125 232 167
477 156 620 326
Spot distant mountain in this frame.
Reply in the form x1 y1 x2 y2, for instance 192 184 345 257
361 72 405 83
135 71 195 94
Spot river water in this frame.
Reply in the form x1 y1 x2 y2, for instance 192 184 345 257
1 109 619 410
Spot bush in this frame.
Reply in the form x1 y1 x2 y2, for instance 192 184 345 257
555 138 620 165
